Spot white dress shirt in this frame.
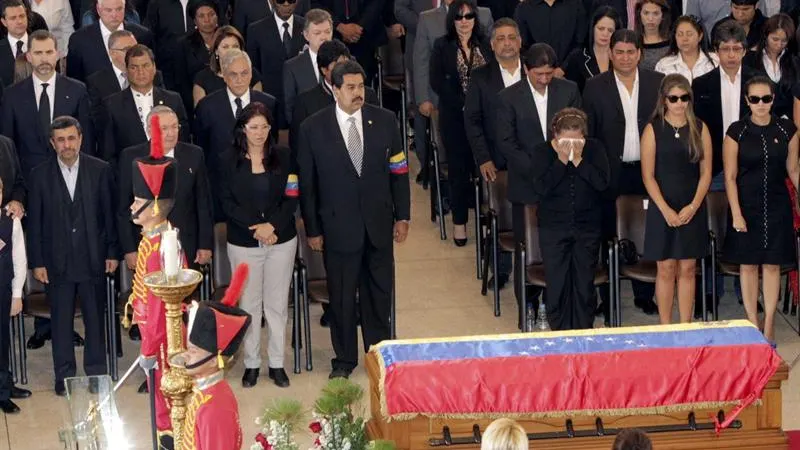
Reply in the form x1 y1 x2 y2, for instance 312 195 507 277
762 50 784 83
9 217 26 298
165 148 175 158
31 0 74 56
58 154 79 200
527 78 548 139
34 72 56 123
720 66 742 141
7 32 27 58
335 103 363 148
615 70 641 162
132 88 154 134
113 65 127 89
308 49 320 83
654 51 719 83
227 88 251 116
275 12 294 38
500 61 521 88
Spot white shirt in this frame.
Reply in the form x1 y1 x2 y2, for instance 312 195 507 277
720 66 742 141
308 49 320 82
527 78 548 139
58 154 79 200
761 0 781 16
335 103 363 148
500 61 521 88
132 88 154 134
31 0 74 56
614 70 641 162
762 50 784 83
113 65 127 89
275 12 294 38
9 217 26 298
7 32 27 58
654 51 719 83
33 72 56 123
99 20 123 58
227 88 251 117
165 148 175 158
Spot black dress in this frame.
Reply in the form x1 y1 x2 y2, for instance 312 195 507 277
193 67 263 96
643 119 709 261
723 116 797 265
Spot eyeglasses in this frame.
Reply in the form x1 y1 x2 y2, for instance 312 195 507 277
666 94 691 103
747 95 774 104
275 0 296 4
455 12 476 21
718 45 745 54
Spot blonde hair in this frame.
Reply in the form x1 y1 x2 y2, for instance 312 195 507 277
654 73 704 163
480 419 528 450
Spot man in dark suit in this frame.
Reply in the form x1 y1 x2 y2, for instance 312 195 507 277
144 0 193 90
27 115 118 396
66 0 153 82
234 0 310 41
246 0 306 130
118 105 213 275
298 60 410 379
0 0 29 87
282 8 332 125
583 29 663 319
194 49 277 221
0 135 24 218
100 44 187 170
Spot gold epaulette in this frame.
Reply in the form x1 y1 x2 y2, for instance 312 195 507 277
180 390 213 450
122 238 159 329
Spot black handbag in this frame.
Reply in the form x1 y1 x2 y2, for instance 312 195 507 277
618 239 639 265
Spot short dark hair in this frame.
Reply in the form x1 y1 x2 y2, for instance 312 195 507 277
50 116 82 137
1 0 25 18
125 44 155 67
210 25 245 73
331 60 365 88
29 29 57 50
490 17 519 40
745 74 776 95
317 39 351 71
108 29 135 51
713 19 747 49
731 0 758 5
188 0 219 20
613 429 652 450
611 29 643 50
523 43 558 70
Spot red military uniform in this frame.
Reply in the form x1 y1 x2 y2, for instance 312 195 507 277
181 372 243 450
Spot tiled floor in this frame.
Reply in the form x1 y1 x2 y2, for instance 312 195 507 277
7 155 800 449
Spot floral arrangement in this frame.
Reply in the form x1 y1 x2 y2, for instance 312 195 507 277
251 398 303 450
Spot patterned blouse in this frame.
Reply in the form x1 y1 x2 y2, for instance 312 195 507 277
456 45 487 94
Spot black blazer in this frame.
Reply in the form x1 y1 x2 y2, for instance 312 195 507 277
66 22 154 82
219 145 298 246
246 14 306 129
692 66 759 175
145 0 191 90
0 39 15 88
0 135 25 207
87 67 165 133
0 74 95 176
742 50 794 118
495 76 582 205
430 36 493 120
116 141 213 260
101 86 189 169
582 69 664 193
233 0 310 41
26 154 118 276
311 0 387 50
563 47 603 93
282 51 318 125
175 32 211 115
298 104 411 252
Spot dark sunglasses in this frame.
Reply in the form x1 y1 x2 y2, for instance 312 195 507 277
455 12 476 21
275 0 297 4
747 95 774 104
666 94 691 103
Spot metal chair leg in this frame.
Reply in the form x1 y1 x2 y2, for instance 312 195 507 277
9 319 17 385
491 215 500 318
474 177 483 279
711 240 719 321
480 227 491 296
391 261 397 339
400 82 408 158
18 314 26 385
612 240 621 327
292 269 301 374
109 277 118 381
519 244 527 332
701 258 708 322
301 266 312 372
432 143 446 240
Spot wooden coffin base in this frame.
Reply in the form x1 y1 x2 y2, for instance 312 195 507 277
366 353 790 450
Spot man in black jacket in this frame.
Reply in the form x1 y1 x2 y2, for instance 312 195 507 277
0 0 31 87
0 135 23 218
235 0 310 41
27 116 118 396
282 8 332 125
144 0 192 90
298 60 410 379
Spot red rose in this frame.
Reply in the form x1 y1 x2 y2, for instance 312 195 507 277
314 437 321 446
255 433 269 449
309 422 322 433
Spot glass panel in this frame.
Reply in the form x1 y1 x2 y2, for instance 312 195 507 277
58 375 131 450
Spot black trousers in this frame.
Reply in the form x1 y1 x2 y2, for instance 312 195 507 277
48 278 107 382
0 283 12 400
440 111 475 225
541 227 600 331
323 241 393 371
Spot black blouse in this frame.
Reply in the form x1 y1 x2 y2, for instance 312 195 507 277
532 138 611 230
193 66 263 96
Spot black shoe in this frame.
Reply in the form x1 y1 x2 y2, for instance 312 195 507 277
487 273 509 291
242 368 259 388
128 325 141 341
261 316 266 328
320 307 330 328
268 368 290 388
9 386 30 399
26 333 48 350
329 368 352 379
55 380 66 397
453 237 467 247
73 332 84 347
137 380 148 394
159 435 174 450
634 297 658 315
0 399 19 414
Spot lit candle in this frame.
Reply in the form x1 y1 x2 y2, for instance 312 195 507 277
162 228 179 280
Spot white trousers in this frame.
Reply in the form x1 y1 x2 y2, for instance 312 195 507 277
227 237 297 369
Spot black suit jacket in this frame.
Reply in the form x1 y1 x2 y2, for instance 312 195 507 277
117 141 213 259
0 39 14 87
298 104 410 252
282 51 318 125
87 67 165 133
692 66 759 176
26 154 118 276
145 0 191 90
311 0 388 58
0 74 95 176
175 33 210 115
582 69 664 193
234 0 310 41
67 22 154 82
430 37 493 121
496 77 582 205
101 86 189 169
0 135 25 207
246 14 306 129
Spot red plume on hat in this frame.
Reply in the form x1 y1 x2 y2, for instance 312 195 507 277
134 114 171 209
222 264 249 307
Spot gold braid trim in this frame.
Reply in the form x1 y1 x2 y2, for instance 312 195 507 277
180 389 213 450
122 238 159 328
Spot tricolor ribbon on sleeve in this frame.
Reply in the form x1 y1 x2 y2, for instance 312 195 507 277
389 152 409 174
285 174 299 197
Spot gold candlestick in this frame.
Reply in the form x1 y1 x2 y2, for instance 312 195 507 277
144 269 202 450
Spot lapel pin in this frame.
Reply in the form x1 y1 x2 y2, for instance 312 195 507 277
65 95 69 99
189 168 193 173
368 120 373 126
775 138 779 143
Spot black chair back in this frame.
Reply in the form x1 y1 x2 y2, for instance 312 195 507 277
523 205 543 266
616 195 648 254
706 191 729 245
213 223 232 292
486 171 513 231
296 218 327 281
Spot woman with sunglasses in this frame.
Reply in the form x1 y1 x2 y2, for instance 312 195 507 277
655 15 718 83
563 5 620 92
723 76 800 344
745 13 799 119
430 0 491 246
641 74 712 324
636 0 672 70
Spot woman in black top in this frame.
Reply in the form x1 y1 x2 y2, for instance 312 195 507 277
192 25 263 107
219 102 297 388
636 0 672 70
641 74 712 324
430 0 492 246
724 76 800 343
563 6 620 92
175 0 219 114
532 108 610 331
745 14 799 119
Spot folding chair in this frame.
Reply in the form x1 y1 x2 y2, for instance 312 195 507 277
211 223 232 301
475 174 485 279
377 39 409 158
295 218 326 372
9 297 24 385
430 111 448 240
480 171 513 317
104 273 118 381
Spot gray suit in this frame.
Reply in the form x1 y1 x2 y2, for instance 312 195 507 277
282 50 319 125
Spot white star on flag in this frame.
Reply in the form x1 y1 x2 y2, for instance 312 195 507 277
605 337 615 342
625 340 635 345
564 338 574 343
531 346 541 351
545 341 556 346
585 337 595 341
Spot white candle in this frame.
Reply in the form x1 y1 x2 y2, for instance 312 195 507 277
162 228 179 279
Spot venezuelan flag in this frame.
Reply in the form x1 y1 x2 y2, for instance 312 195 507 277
284 174 299 197
371 320 781 431
389 152 409 174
